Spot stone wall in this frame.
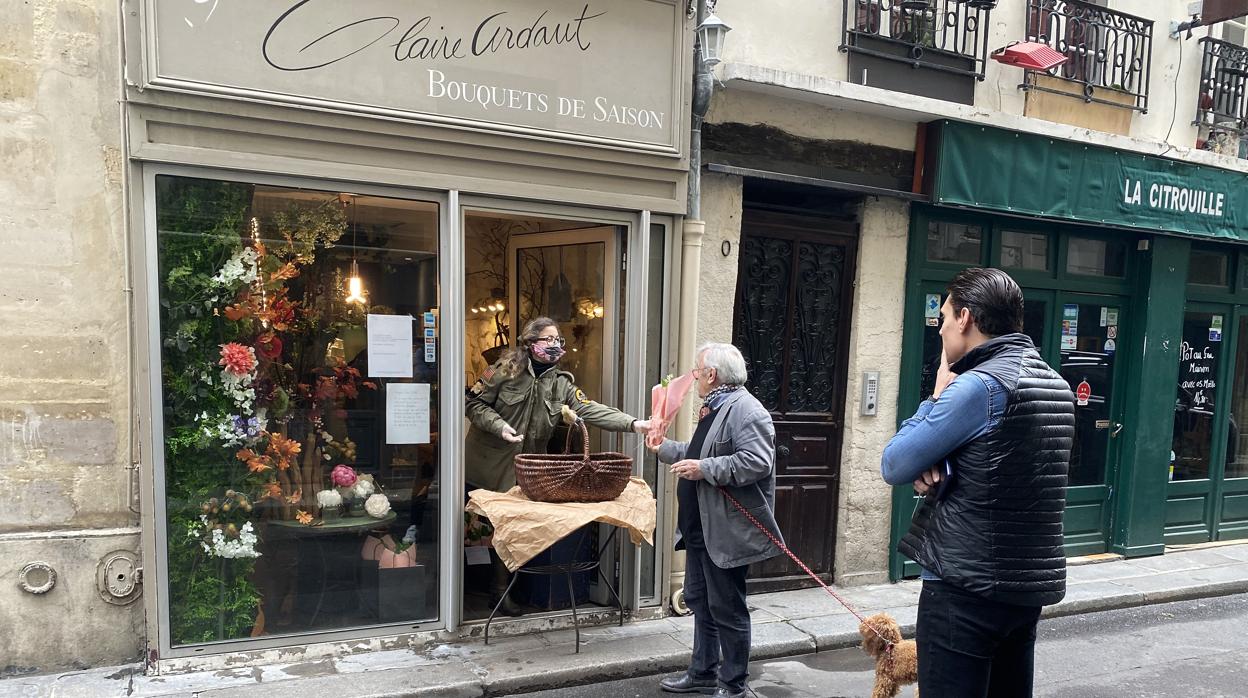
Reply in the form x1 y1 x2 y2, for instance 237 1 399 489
0 0 142 675
834 197 910 586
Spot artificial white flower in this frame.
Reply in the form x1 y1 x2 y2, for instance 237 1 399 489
316 489 342 508
364 493 391 518
212 247 260 288
221 370 257 414
197 517 261 559
352 475 376 499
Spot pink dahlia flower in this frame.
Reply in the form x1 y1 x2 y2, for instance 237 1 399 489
219 343 257 375
331 464 357 487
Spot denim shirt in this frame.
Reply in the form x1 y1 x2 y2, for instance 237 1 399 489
882 372 1007 580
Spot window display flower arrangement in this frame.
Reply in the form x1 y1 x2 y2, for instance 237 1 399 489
315 488 343 519
157 179 392 644
189 490 260 559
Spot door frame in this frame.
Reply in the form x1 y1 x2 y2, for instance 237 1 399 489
458 198 665 620
735 208 859 592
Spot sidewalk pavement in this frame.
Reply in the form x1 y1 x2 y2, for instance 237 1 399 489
9 543 1248 698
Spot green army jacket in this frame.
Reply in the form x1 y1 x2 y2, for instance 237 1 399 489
464 360 637 492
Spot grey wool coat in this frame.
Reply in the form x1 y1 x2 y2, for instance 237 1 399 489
657 389 785 569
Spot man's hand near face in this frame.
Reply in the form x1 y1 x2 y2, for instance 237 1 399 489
933 350 959 401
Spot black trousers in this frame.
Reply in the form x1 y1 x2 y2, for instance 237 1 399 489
917 579 1043 698
684 546 751 693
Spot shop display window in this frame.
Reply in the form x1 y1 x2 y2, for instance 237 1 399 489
154 175 441 645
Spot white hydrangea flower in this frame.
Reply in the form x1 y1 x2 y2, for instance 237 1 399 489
316 489 342 508
364 493 391 518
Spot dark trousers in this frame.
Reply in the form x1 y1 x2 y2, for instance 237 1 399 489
684 545 751 693
917 579 1043 698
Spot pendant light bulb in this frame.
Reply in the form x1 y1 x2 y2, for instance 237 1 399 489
345 259 367 304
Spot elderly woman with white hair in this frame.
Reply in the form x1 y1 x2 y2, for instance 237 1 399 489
647 342 785 698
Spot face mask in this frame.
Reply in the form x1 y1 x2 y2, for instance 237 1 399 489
530 343 565 363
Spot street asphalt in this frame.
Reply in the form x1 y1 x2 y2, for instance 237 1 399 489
505 592 1248 697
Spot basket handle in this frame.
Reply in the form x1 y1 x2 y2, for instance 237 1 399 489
563 417 590 463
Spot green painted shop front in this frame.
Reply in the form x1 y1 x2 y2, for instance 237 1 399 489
889 122 1248 580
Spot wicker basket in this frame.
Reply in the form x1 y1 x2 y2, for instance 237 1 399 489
514 419 633 503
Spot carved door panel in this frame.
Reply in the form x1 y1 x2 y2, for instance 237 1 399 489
732 211 858 593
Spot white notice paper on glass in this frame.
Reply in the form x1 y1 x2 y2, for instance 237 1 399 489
367 314 413 378
386 383 430 444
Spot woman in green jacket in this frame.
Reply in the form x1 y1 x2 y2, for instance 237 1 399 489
465 316 650 491
465 316 648 616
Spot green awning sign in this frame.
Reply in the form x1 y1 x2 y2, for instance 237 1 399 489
928 121 1248 243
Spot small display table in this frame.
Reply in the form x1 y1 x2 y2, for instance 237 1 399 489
466 478 657 653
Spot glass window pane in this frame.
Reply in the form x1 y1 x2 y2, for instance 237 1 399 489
1188 249 1231 288
919 293 943 400
1058 302 1120 486
1226 316 1248 479
1172 311 1225 481
156 175 441 646
1023 298 1048 355
926 221 982 264
1000 231 1050 271
1066 237 1127 277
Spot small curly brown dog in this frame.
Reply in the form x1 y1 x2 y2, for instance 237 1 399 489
858 612 918 698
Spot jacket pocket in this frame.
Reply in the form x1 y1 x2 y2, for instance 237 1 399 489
709 437 734 457
497 387 528 405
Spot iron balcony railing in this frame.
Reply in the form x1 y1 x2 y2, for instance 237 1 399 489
1196 37 1248 134
841 0 994 81
1023 0 1152 112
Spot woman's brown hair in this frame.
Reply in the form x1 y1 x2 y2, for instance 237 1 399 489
498 317 557 378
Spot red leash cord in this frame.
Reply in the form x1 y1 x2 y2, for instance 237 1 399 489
716 486 896 652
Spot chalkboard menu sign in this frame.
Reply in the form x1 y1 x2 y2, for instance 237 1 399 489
1178 330 1220 415
1173 312 1224 480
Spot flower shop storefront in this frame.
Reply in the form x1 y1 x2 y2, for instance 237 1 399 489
126 1 690 667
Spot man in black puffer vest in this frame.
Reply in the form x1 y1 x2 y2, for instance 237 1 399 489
882 267 1075 698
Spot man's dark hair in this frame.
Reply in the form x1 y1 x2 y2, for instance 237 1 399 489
946 267 1024 337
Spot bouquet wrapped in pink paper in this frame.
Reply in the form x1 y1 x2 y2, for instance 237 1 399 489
648 372 695 444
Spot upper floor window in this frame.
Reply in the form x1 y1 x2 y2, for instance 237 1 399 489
1023 0 1153 113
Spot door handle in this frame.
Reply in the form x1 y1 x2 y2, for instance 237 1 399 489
778 445 791 458
1110 422 1124 438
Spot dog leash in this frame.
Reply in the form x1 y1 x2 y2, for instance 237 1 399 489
717 486 896 652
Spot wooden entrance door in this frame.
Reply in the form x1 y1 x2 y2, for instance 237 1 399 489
731 211 858 592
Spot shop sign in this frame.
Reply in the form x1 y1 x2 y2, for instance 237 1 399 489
143 0 686 153
928 121 1248 242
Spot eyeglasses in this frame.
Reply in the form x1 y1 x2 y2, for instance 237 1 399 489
692 366 713 378
535 336 567 347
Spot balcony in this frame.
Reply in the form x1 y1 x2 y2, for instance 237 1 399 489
1022 0 1152 113
1196 37 1248 136
840 0 995 106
